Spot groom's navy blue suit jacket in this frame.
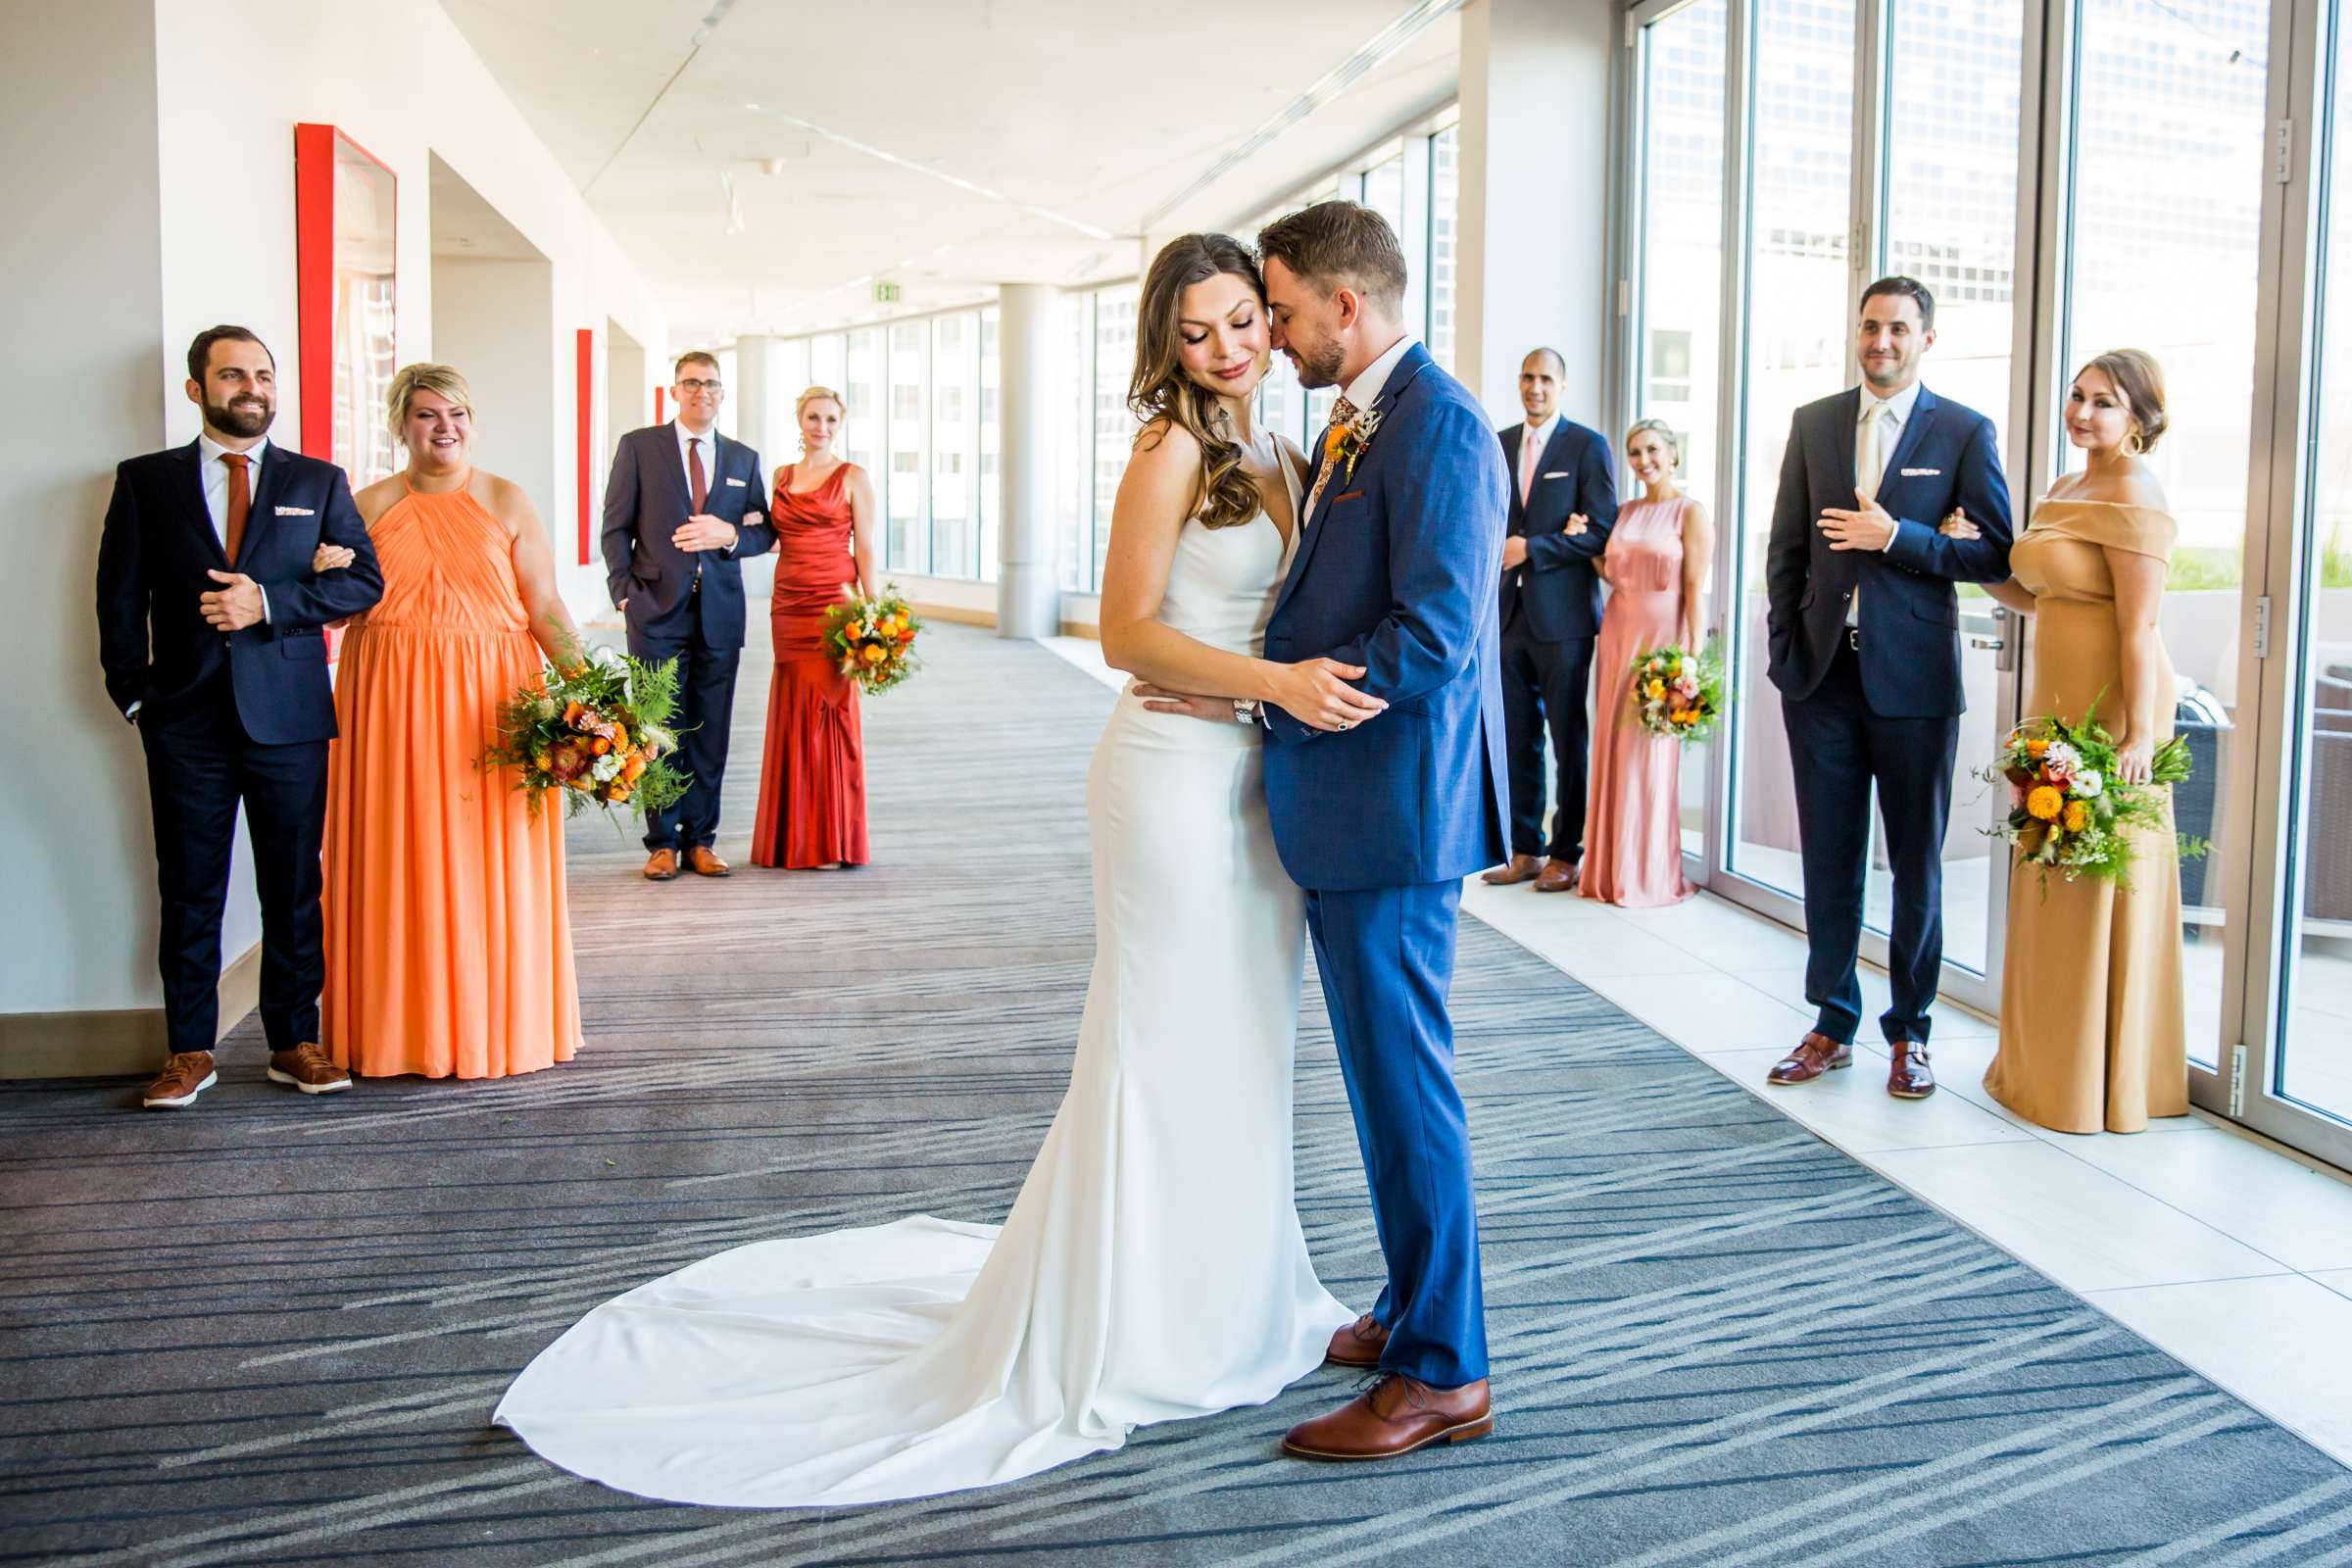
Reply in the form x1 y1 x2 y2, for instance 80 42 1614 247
1261 341 1511 891
1764 384 2014 717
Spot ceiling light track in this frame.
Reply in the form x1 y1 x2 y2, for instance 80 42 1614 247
1136 0 1466 231
581 0 741 196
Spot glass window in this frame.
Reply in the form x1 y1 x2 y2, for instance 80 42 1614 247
887 321 929 574
1090 285 1139 593
1725 0 1857 906
2278 1 2352 1124
2061 0 2270 1062
1429 125 1460 371
931 313 976 579
841 329 880 488
1363 153 1406 235
1057 291 1091 592
981 307 1002 584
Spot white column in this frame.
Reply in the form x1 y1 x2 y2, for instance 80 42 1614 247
1457 0 1619 427
996 283 1061 639
732 331 781 466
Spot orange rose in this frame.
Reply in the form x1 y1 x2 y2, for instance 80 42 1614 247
2026 737 2049 758
848 620 865 640
862 644 887 663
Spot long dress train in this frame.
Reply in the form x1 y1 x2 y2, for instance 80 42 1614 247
494 428 1349 1506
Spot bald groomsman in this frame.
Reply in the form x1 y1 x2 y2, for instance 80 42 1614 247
1484 348 1617 894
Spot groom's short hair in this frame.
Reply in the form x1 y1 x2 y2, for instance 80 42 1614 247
1258 202 1408 318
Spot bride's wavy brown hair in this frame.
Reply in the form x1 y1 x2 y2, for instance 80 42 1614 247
1129 233 1266 530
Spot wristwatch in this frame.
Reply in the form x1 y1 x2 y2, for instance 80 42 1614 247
1233 698 1260 725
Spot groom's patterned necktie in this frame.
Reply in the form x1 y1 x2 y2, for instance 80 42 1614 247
1303 396 1359 525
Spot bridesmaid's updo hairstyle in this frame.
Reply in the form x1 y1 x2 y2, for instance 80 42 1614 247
1131 232 1266 531
795 384 845 420
387 363 475 438
1626 417 1682 466
2081 349 2168 455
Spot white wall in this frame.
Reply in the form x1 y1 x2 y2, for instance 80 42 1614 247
435 257 559 516
1457 0 1619 429
3 0 670 1027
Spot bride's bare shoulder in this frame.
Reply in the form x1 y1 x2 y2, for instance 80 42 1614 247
1132 416 1200 461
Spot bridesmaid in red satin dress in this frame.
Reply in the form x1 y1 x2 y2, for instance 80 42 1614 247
750 386 879 869
1580 419 1715 907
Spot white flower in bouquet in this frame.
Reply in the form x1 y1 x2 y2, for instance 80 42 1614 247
639 722 676 758
2042 740 2082 781
2074 769 2104 798
592 753 623 783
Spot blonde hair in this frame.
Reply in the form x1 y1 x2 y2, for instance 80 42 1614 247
1626 417 1682 466
387 363 474 437
795 384 846 420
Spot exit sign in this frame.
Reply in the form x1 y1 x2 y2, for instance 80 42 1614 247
874 281 902 305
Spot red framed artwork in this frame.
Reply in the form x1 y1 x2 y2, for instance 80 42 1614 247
294 123 398 486
576 328 595 564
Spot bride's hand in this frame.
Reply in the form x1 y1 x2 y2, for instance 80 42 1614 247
1938 508 1982 541
2114 735 2154 785
1267 659 1386 733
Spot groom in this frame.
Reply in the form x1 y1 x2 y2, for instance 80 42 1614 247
1254 203 1508 1459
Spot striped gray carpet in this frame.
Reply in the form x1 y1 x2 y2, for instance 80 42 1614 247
5 623 2350 1567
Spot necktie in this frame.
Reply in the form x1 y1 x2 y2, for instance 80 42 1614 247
1519 423 1540 506
1303 397 1358 523
1857 403 1892 502
688 437 710 514
220 452 252 564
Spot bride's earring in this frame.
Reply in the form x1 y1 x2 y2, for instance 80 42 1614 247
2127 425 2146 457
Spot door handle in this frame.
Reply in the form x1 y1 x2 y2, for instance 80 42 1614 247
1969 636 2006 651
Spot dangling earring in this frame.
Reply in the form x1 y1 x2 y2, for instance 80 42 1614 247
798 433 808 457
2127 425 2146 457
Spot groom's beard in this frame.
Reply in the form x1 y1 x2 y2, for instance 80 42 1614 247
1288 341 1346 391
204 394 275 439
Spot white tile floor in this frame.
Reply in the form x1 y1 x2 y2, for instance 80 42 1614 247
1039 633 2352 1472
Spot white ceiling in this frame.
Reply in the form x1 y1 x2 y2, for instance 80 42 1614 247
438 0 1461 345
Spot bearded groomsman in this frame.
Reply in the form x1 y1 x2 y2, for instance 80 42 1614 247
97 325 384 1110
602 352 775 880
1483 348 1617 894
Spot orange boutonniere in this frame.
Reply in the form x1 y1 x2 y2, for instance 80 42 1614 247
1327 405 1385 483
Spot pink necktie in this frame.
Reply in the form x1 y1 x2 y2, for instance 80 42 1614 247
1519 426 1540 506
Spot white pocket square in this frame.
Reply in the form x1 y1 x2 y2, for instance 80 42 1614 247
725 476 747 486
1542 470 1570 479
273 505 315 516
1899 467 1940 477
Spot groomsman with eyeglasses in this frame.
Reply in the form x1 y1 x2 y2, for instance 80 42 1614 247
602 352 775 881
1762 276 2014 1101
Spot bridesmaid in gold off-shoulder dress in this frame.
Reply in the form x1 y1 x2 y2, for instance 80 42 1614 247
1945 349 2189 1134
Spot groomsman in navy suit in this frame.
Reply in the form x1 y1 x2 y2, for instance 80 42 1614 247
1764 277 2013 1100
96 326 385 1110
1483 348 1617 894
601 352 774 880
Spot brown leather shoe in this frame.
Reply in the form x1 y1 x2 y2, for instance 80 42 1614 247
1765 1031 1852 1086
1282 1374 1494 1460
1533 857 1579 893
644 848 679 881
687 846 731 877
1326 1313 1390 1369
1481 854 1543 886
1888 1040 1936 1100
141 1051 217 1110
268 1043 352 1096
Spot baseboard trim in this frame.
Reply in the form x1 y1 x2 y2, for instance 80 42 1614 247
0 942 262 1079
913 602 997 629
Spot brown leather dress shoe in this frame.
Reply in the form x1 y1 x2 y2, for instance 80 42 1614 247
1765 1031 1852 1086
1481 854 1543 886
1282 1373 1494 1460
268 1043 352 1096
1326 1313 1390 1368
687 846 732 877
644 848 679 881
141 1051 217 1110
1533 857 1579 893
1888 1040 1936 1100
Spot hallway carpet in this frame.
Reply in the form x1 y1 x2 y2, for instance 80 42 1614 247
4 625 2349 1567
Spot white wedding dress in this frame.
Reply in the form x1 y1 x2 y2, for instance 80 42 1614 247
494 428 1351 1507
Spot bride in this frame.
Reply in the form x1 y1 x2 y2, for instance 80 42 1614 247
493 233 1382 1507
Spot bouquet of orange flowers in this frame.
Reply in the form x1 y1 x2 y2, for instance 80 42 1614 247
1981 702 2203 889
482 646 689 821
1629 642 1726 743
825 587 921 696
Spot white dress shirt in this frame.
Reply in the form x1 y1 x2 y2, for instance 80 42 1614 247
1341 333 1417 419
1847 379 1921 626
198 430 271 624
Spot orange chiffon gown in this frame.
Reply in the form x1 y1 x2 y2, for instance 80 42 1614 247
321 474 583 1079
750 463 868 869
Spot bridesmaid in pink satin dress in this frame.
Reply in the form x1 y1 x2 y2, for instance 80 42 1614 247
1580 419 1715 906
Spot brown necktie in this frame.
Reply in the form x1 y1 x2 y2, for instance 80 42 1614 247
1302 396 1358 523
688 437 710 514
220 452 252 564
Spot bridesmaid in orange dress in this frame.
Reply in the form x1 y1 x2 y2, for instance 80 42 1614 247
751 385 879 869
1580 419 1714 906
321 364 586 1078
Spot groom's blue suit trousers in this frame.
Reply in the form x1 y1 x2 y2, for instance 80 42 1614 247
1305 879 1489 1389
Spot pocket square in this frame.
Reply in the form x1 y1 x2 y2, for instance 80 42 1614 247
725 475 747 486
1331 489 1365 504
1542 470 1570 479
1899 467 1940 477
273 505 315 516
